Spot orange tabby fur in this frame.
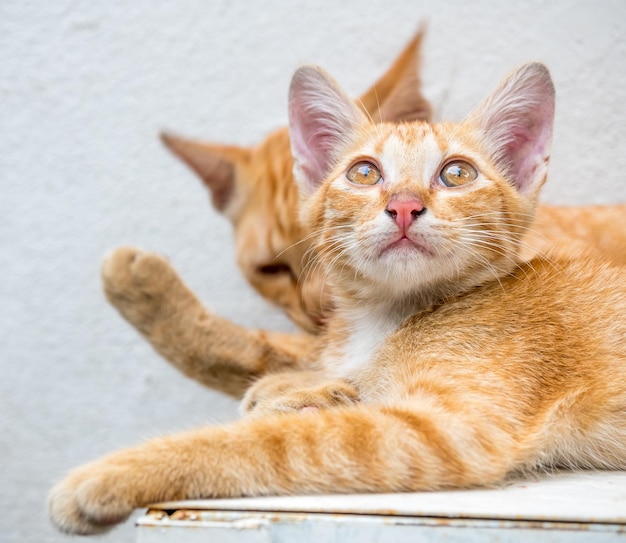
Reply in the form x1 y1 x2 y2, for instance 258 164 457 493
103 29 431 397
525 204 626 264
160 28 431 333
49 62 626 536
104 28 626 402
162 47 626 334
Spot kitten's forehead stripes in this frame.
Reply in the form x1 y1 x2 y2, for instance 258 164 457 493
348 123 466 194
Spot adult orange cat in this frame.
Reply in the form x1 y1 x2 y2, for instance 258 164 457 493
50 61 626 535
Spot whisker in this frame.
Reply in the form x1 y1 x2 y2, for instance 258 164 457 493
276 224 353 261
457 227 555 266
355 96 381 139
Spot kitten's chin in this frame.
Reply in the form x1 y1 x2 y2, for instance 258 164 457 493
380 236 434 258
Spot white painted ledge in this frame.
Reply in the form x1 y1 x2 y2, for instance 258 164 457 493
136 471 626 542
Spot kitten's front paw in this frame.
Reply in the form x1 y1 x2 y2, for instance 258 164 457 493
101 247 182 333
242 374 360 418
48 464 136 535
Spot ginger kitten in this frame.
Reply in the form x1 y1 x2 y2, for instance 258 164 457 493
103 29 626 401
50 62 626 535
162 36 626 335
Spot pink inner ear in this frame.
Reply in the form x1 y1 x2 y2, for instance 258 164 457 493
289 94 355 192
290 107 325 188
502 100 554 194
289 66 369 194
505 127 542 193
471 63 555 195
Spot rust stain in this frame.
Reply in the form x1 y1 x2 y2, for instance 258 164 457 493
170 510 201 521
140 507 626 534
145 509 168 521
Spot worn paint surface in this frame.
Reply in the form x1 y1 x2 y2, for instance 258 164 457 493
148 471 626 524
137 509 626 543
136 472 626 542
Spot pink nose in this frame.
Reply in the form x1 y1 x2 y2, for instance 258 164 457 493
385 198 425 232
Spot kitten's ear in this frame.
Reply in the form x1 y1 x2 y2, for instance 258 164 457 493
288 65 368 195
466 62 555 197
359 24 432 123
160 132 251 217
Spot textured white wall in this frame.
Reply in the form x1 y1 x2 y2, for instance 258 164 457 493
2 1 625 541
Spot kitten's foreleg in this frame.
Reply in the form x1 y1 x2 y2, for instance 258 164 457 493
102 247 317 397
241 370 360 417
48 402 513 535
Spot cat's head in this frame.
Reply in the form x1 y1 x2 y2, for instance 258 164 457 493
288 62 555 306
160 28 431 332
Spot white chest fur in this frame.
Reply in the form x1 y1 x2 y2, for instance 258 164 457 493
328 306 406 379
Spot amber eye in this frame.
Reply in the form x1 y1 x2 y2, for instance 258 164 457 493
346 161 382 185
439 160 478 188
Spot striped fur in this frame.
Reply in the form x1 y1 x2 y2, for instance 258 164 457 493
49 63 626 536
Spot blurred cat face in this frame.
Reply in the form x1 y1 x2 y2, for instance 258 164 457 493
233 128 333 331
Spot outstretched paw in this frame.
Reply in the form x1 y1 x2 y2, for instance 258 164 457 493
242 373 360 417
48 463 136 535
101 247 186 334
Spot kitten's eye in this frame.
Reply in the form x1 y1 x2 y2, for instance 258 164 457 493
257 263 293 277
439 160 478 188
346 161 382 185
